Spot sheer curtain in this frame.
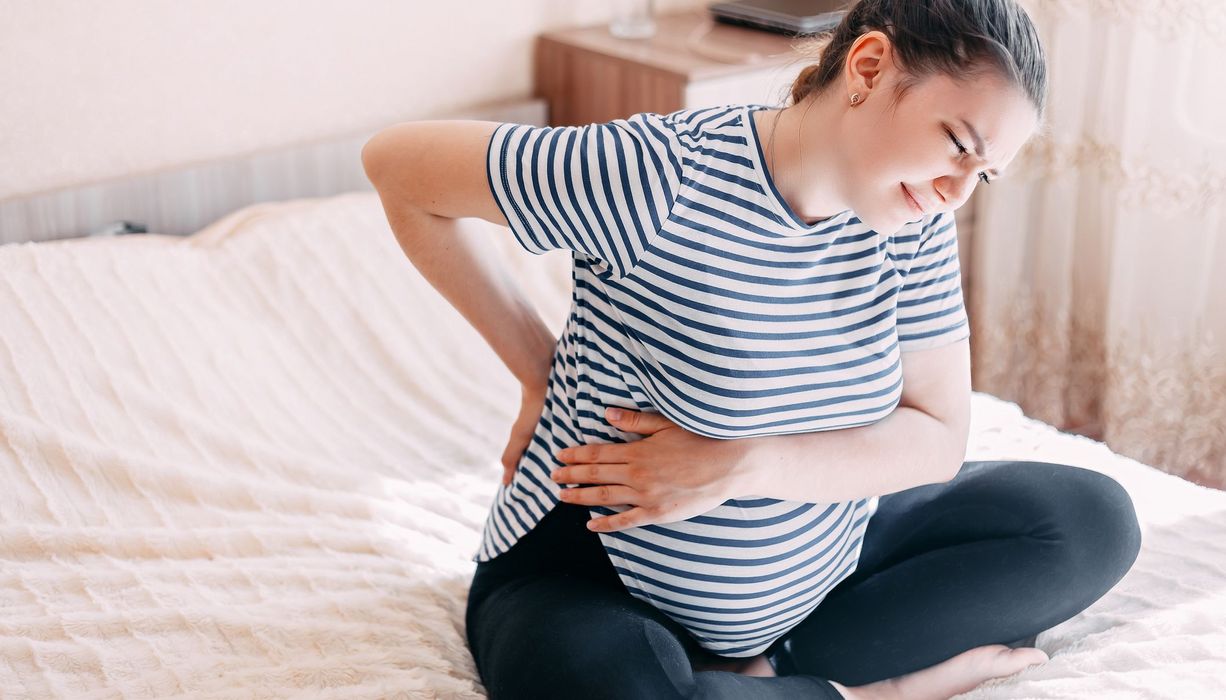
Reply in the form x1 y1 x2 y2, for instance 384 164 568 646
964 0 1226 488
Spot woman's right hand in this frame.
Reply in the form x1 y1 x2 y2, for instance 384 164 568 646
500 380 549 486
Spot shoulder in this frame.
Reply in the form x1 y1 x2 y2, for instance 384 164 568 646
922 210 956 231
663 104 754 140
885 212 956 270
606 104 758 154
896 211 956 248
920 211 959 248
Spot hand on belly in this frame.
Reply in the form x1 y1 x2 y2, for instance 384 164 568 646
550 406 758 533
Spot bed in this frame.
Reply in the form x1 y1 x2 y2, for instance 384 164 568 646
0 191 1223 699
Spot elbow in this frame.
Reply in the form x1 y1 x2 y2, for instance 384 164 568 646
943 444 968 482
941 415 971 482
361 124 428 203
361 126 409 184
361 134 387 184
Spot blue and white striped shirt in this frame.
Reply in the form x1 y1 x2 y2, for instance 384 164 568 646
477 103 970 657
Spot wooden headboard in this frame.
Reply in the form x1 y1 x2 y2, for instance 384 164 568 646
0 98 546 247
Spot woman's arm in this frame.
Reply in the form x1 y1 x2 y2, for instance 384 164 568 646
737 337 972 501
552 339 971 531
361 121 555 387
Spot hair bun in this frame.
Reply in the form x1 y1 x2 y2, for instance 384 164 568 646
789 63 824 106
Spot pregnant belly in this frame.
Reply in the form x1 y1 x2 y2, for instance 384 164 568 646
594 496 876 657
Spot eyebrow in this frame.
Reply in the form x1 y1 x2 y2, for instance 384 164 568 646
958 118 1002 177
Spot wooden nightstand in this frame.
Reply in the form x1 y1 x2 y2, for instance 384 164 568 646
535 8 813 126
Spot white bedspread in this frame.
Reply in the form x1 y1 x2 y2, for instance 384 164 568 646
0 192 1222 699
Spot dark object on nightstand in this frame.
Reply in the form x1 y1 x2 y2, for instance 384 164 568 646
708 0 848 36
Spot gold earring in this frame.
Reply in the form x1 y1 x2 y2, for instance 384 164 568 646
850 92 862 105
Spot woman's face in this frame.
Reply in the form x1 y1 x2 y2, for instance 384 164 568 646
835 48 1039 234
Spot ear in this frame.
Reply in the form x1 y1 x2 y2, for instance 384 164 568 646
844 29 892 96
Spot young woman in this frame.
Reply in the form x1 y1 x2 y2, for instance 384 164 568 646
362 1 1142 697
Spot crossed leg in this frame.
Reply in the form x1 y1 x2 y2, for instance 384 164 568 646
466 460 1142 698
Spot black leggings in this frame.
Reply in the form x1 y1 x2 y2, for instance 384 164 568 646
465 460 1142 699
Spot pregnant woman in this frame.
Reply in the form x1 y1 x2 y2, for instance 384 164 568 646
362 1 1142 697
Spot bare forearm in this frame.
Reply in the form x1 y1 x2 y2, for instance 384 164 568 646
370 191 555 387
736 406 966 502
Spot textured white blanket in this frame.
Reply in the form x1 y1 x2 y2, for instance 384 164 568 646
0 192 1222 699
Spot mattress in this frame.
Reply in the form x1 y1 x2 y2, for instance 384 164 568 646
0 191 1222 698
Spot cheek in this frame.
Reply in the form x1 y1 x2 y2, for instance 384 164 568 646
848 136 898 177
860 126 940 177
879 143 934 181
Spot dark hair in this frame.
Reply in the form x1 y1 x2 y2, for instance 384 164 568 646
787 0 1047 122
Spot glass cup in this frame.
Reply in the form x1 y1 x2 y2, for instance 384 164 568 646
609 0 656 39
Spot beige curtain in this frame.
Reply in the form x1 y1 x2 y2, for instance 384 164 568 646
963 0 1226 488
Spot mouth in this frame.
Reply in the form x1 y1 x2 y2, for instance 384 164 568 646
901 183 927 215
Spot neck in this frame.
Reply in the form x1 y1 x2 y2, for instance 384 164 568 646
759 91 851 223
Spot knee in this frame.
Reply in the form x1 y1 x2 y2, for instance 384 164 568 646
561 616 695 700
1041 464 1143 591
476 607 693 700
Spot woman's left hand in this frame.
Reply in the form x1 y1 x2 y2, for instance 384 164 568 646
551 407 758 533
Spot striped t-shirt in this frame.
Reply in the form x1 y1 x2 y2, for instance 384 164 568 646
477 103 970 658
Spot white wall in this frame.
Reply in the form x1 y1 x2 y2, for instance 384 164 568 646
0 0 708 200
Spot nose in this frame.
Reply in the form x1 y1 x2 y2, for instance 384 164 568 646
934 166 980 209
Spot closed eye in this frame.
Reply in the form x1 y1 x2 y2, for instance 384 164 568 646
945 128 992 185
